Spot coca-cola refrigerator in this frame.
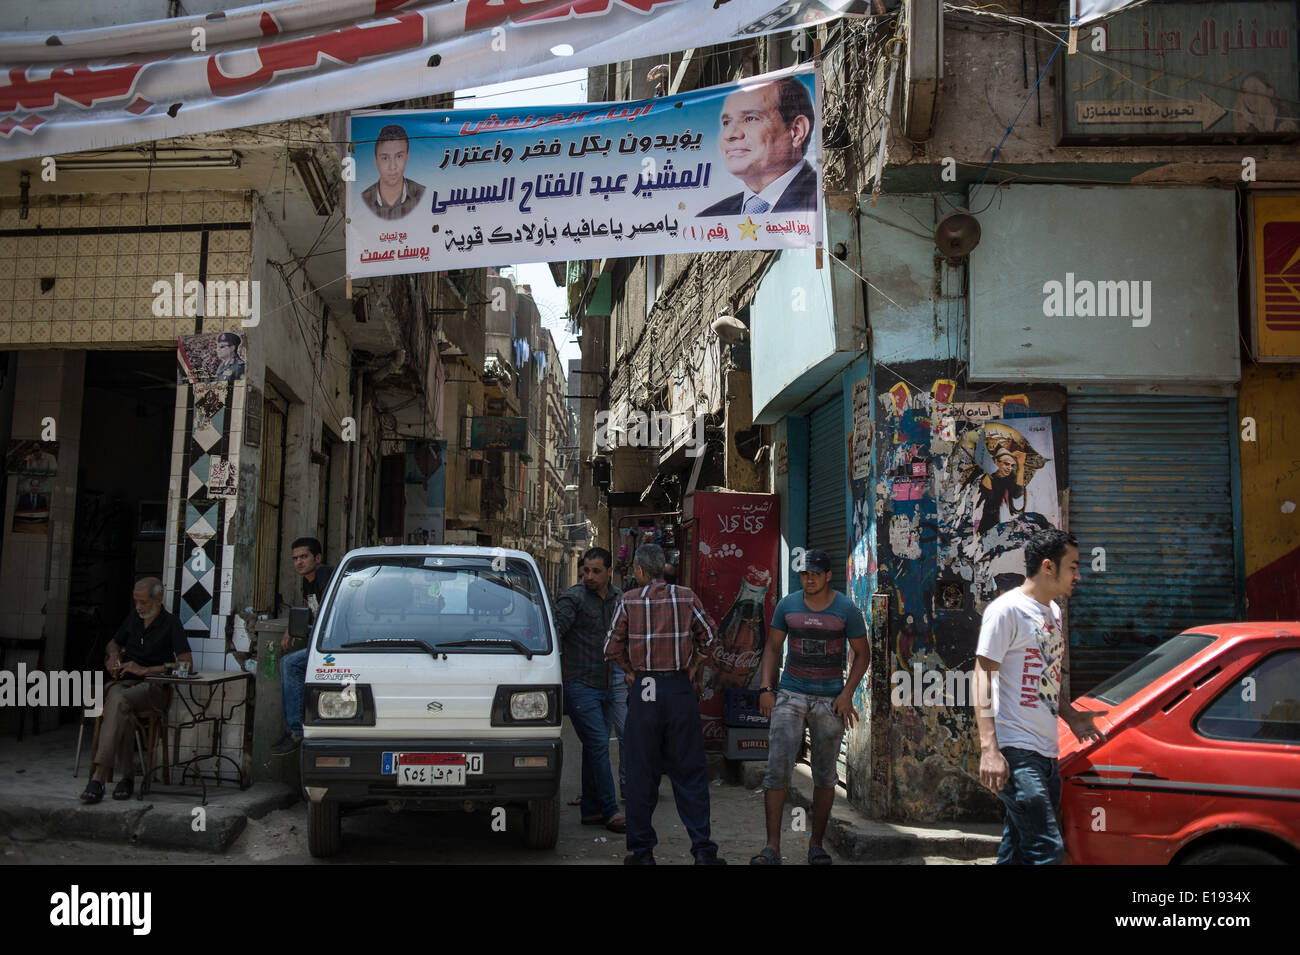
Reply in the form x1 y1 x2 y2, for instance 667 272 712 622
684 491 780 751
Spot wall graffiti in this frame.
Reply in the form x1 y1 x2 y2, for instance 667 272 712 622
873 366 1066 821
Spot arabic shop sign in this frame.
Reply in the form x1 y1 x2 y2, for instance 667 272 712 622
470 417 527 451
1060 1 1299 143
345 65 822 275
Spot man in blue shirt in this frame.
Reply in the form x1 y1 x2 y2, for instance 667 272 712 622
749 549 868 865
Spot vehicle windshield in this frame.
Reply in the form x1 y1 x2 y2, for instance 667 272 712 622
318 555 552 654
1086 631 1217 705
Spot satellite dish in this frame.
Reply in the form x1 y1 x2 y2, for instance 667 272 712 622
934 208 981 264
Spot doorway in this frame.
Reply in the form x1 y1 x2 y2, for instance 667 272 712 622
66 350 175 677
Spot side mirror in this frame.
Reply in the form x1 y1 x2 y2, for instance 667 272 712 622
288 606 312 640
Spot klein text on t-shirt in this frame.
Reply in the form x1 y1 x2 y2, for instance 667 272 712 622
1019 646 1043 708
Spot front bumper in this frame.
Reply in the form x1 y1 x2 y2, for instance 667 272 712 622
300 737 562 805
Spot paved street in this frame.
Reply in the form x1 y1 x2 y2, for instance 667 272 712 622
1 722 987 865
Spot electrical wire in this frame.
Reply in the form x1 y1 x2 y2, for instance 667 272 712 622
971 31 1065 195
829 251 905 312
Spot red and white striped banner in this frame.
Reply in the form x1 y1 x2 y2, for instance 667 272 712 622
0 0 886 160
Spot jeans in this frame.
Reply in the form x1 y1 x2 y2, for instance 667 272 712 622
281 647 309 737
609 666 628 796
624 671 717 860
564 681 621 821
995 746 1064 865
762 689 844 790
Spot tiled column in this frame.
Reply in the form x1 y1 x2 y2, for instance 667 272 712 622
164 375 246 673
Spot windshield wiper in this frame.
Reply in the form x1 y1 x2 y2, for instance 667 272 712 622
436 637 535 660
341 638 441 658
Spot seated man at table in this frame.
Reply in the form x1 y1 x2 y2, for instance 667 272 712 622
81 577 192 803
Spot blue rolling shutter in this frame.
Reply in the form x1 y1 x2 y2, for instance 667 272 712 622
1066 395 1238 694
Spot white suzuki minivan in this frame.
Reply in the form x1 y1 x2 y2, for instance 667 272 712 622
292 546 563 858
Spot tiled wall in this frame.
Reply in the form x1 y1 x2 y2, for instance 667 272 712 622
0 192 253 347
167 677 249 785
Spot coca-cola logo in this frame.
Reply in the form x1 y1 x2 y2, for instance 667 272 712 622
716 513 767 535
711 647 763 671
702 719 725 743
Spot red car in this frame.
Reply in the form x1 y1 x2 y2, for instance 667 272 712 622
1059 623 1300 865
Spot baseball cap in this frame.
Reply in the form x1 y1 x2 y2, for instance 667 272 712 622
801 549 832 573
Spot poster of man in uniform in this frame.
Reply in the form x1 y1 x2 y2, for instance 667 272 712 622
178 332 247 384
347 66 822 276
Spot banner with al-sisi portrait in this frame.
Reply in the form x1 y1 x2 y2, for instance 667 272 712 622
345 66 822 275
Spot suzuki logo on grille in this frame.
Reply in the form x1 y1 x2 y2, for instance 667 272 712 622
426 701 444 712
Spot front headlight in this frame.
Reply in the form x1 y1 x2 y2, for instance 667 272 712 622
510 690 548 720
317 690 358 719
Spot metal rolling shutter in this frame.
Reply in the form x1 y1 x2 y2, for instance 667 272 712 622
807 394 848 579
806 392 850 781
1066 395 1238 694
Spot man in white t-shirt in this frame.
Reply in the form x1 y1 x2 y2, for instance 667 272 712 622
974 528 1106 864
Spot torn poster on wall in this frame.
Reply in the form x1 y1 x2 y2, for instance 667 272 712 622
939 416 1061 608
851 377 872 480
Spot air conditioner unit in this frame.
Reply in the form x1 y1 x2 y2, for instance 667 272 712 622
467 458 485 479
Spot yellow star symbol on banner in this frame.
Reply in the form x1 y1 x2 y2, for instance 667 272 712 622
737 215 760 240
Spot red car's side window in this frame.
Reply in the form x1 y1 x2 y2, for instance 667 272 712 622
1195 650 1300 744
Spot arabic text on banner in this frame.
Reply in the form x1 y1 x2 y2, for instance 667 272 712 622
346 66 823 274
0 0 897 161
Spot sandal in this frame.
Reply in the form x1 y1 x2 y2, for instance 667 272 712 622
567 795 582 806
112 778 134 801
749 847 781 865
808 845 833 866
80 780 105 804
580 813 604 825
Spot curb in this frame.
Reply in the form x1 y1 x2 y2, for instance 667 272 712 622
737 761 1001 862
0 783 297 853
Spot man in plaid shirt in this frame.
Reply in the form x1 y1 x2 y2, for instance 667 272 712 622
605 543 726 865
